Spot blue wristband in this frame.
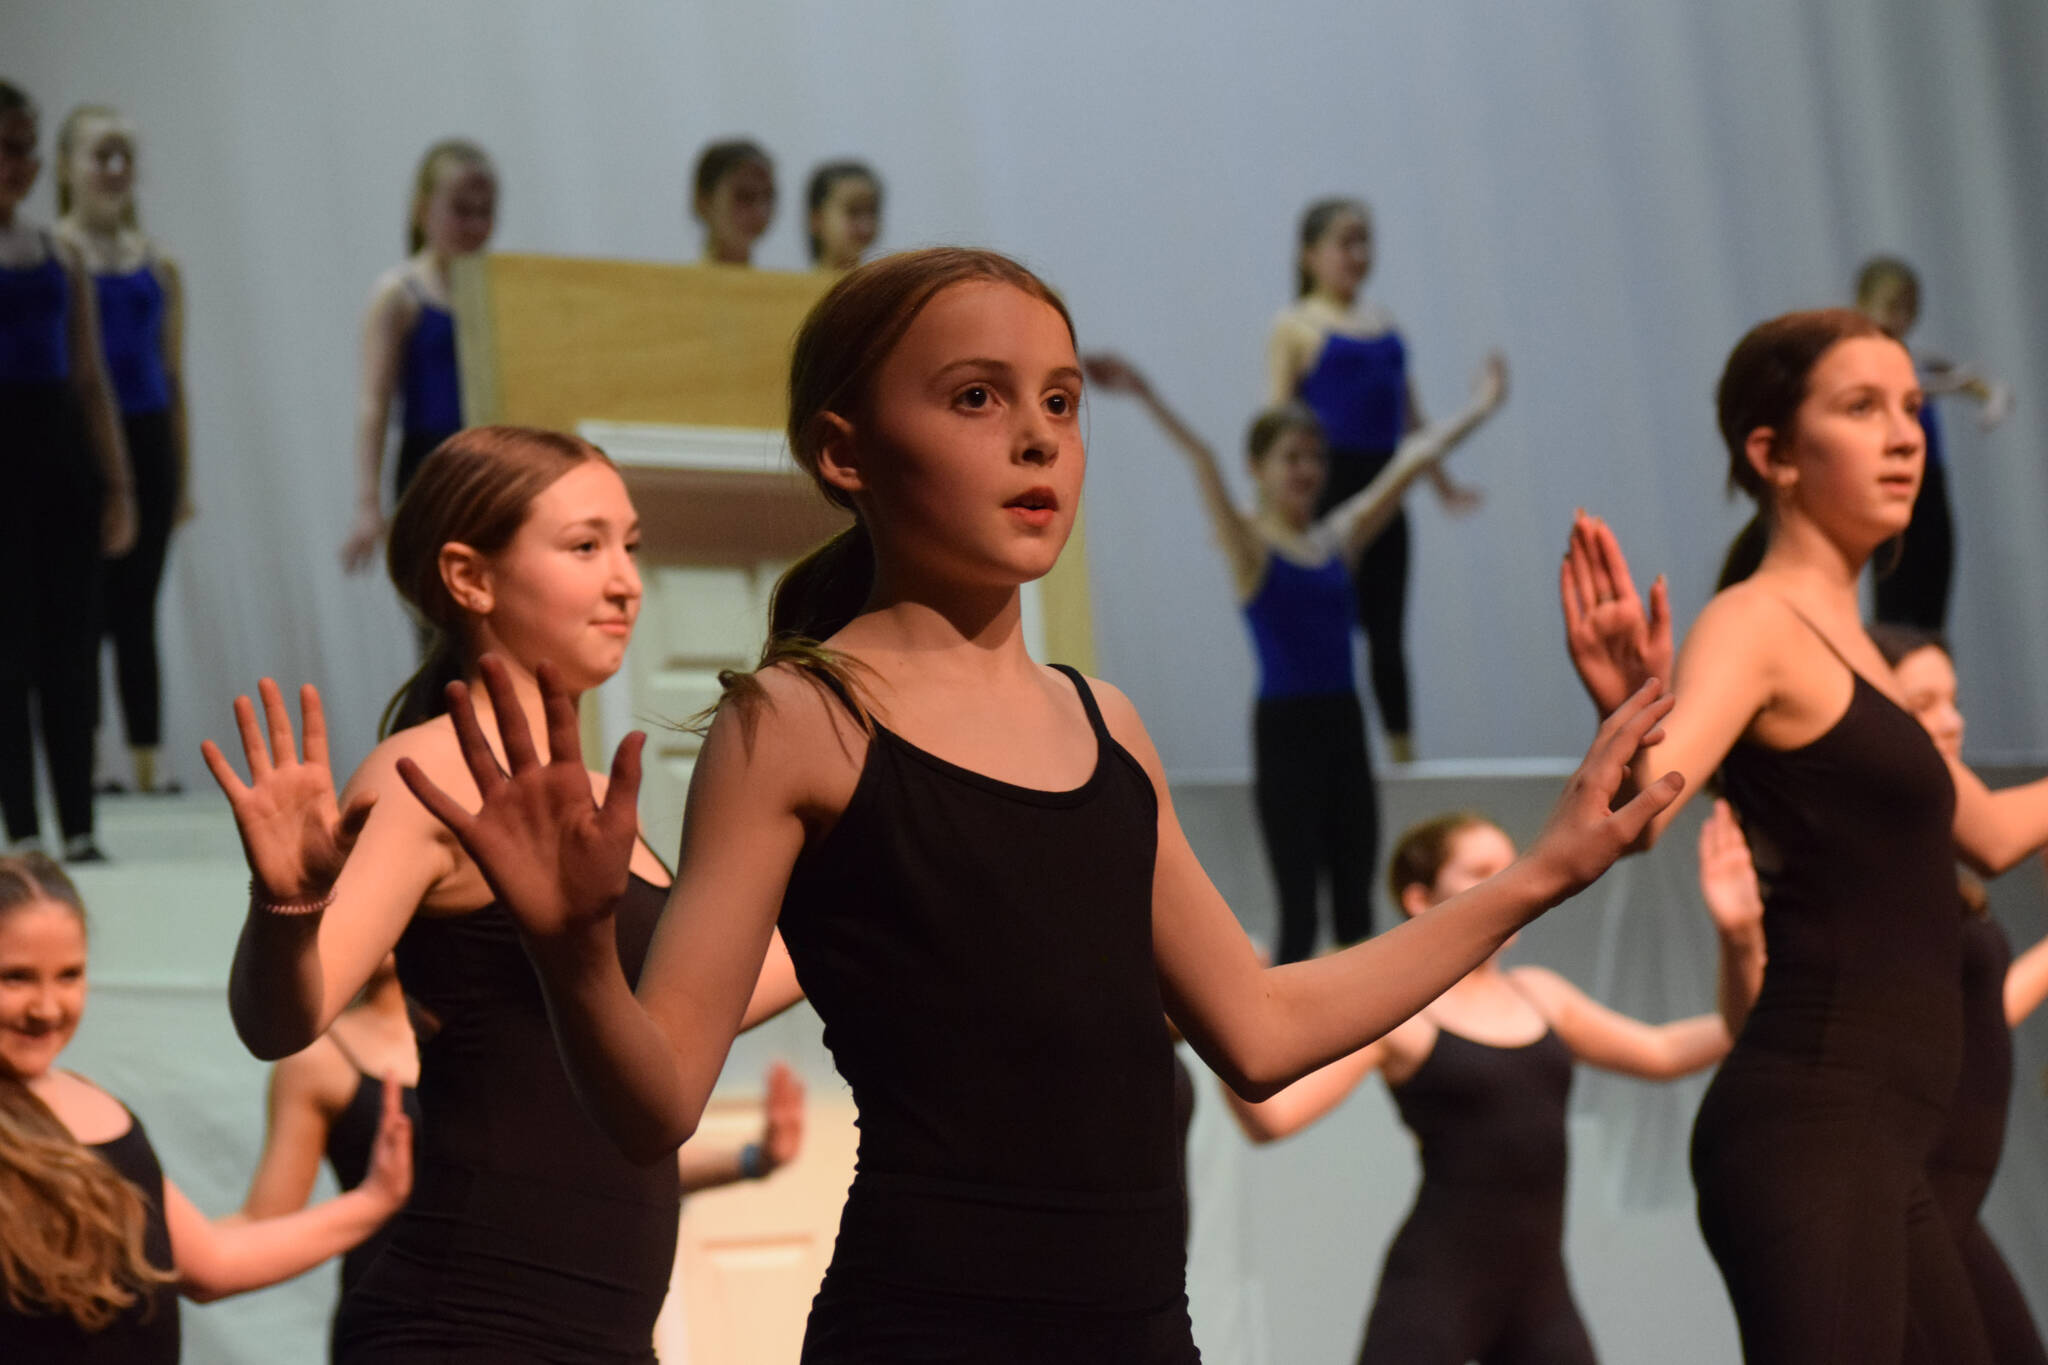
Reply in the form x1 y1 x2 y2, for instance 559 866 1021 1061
739 1142 768 1179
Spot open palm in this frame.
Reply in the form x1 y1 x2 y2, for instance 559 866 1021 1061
1560 512 1673 716
202 679 375 901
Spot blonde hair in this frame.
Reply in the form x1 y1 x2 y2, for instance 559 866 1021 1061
54 104 138 227
407 139 494 254
0 855 175 1330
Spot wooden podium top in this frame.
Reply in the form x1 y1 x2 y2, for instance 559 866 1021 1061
452 253 833 434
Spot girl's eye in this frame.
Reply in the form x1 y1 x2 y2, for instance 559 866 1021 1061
958 386 991 410
1046 392 1073 417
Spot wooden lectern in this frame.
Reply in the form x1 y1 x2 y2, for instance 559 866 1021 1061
449 253 1099 1362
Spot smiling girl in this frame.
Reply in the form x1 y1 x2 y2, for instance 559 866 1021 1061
0 852 410 1362
387 247 1677 1362
1560 309 2048 1363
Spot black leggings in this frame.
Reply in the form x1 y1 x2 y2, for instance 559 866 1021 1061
1355 1195 1594 1365
0 384 104 843
103 408 176 748
1930 1167 2048 1365
1317 447 1411 738
1873 454 1953 631
1253 692 1376 964
1691 1061 1992 1364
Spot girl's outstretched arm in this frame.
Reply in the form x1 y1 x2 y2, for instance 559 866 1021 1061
1082 353 1267 599
1322 353 1505 563
1104 677 1683 1099
1510 966 1729 1081
1218 1033 1392 1143
1948 760 2048 877
399 658 818 1163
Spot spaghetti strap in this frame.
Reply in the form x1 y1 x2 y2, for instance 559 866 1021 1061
1774 598 1861 672
327 1024 368 1077
1049 663 1111 740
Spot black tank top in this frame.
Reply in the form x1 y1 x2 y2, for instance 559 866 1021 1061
340 875 678 1360
778 665 1183 1312
1928 911 2013 1182
1392 1025 1574 1198
323 1024 424 1297
0 1110 179 1364
1717 619 1961 1105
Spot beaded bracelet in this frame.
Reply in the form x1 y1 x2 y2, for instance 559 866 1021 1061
250 879 337 917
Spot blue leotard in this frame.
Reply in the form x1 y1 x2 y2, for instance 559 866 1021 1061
94 263 171 415
1295 330 1407 454
1241 551 1356 699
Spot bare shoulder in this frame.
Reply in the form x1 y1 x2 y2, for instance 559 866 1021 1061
1507 963 1580 1015
344 717 468 835
1072 672 1152 750
42 1071 135 1143
150 250 182 291
702 662 872 812
269 1034 358 1115
366 265 420 322
1268 302 1320 344
1683 580 1792 668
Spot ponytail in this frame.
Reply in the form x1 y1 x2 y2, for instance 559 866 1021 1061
712 523 877 733
380 630 465 738
1715 514 1768 590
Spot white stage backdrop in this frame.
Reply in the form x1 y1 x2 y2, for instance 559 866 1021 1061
7 0 2044 785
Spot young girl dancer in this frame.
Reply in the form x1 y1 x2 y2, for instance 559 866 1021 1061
55 104 189 795
0 80 135 863
340 140 496 572
1267 197 1494 763
806 161 882 272
1084 351 1506 961
389 247 1681 1362
208 427 804 1361
0 852 410 1362
1559 309 2048 1363
692 139 775 266
1225 808 1762 1363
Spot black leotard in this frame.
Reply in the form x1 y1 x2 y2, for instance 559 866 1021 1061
1355 1025 1595 1365
322 1026 424 1300
777 665 1199 1363
1930 914 2048 1365
333 875 679 1363
1694 621 1989 1365
0 1109 179 1363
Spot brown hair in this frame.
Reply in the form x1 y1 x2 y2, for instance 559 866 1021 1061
1245 402 1325 468
1854 256 1919 309
1386 811 1495 907
717 247 1075 727
1296 197 1367 298
0 855 175 1330
407 139 494 255
804 160 880 263
54 105 137 226
0 80 33 123
1711 308 1888 587
381 426 611 735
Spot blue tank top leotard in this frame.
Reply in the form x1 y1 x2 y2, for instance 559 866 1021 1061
1241 550 1357 698
399 277 461 439
94 262 172 415
1295 330 1407 454
0 236 71 385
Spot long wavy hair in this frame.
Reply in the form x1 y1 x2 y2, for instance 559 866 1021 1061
713 247 1075 731
0 855 175 1330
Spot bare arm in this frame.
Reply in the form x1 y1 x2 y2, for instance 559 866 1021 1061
1266 312 1312 406
166 1078 410 1302
1404 373 1484 512
157 255 192 521
58 240 136 555
1082 353 1267 597
1512 966 1729 1081
235 1044 348 1218
1948 762 2048 877
1697 798 1767 1036
1322 353 1505 563
342 273 413 572
1109 678 1683 1099
1218 1035 1388 1143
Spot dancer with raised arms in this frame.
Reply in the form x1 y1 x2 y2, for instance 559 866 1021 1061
393 247 1678 1361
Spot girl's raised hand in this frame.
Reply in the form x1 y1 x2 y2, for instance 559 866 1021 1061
394 655 645 943
360 1073 415 1213
1697 799 1765 938
203 680 376 901
1524 678 1685 902
760 1061 806 1171
1559 511 1672 717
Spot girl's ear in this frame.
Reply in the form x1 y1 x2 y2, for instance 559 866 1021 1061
438 542 493 617
1743 426 1794 494
811 411 864 498
1398 881 1433 919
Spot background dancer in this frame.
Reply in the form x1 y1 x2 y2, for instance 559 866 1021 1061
1267 197 1495 763
55 103 190 796
1224 808 1760 1364
340 140 496 572
806 161 882 272
0 852 411 1362
210 426 803 1362
1085 350 1505 960
691 139 775 267
1558 307 2048 1363
393 248 1682 1363
0 79 135 864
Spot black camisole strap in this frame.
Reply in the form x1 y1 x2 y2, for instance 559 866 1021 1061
1048 663 1111 739
1776 599 1869 680
327 1026 368 1076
